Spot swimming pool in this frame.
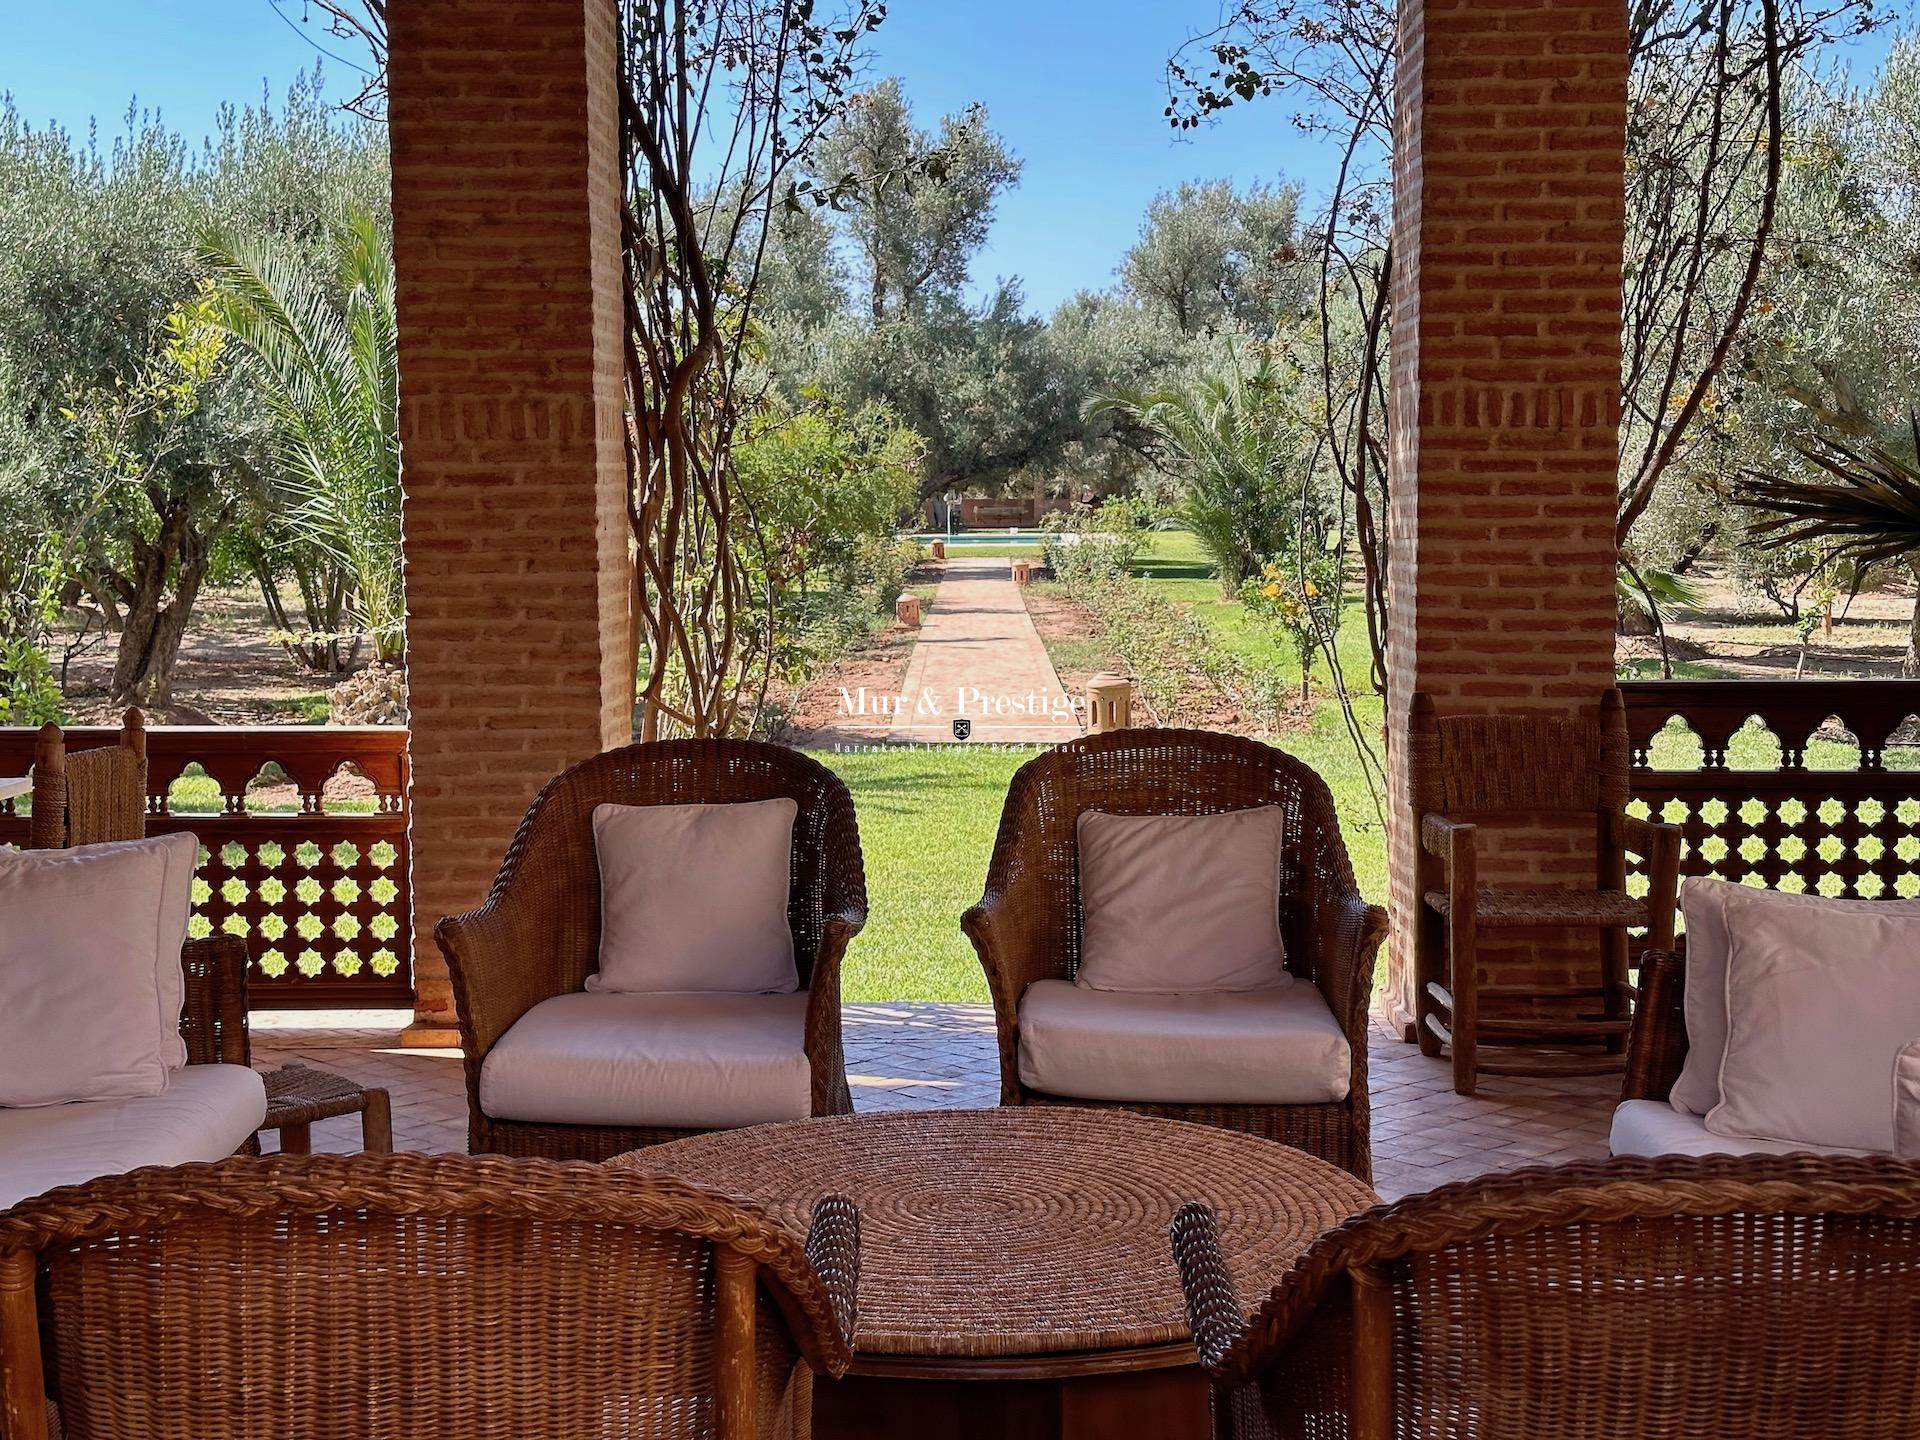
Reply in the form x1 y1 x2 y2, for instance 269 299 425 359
908 531 1049 546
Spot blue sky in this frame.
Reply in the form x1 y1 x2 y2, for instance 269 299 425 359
0 0 1330 313
1 1 1898 314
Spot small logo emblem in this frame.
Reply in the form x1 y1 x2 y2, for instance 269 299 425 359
952 718 972 741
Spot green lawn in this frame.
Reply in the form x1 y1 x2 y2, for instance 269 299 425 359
143 529 1918 1001
1128 530 1390 900
820 747 1030 1001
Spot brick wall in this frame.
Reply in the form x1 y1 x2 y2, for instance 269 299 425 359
389 0 631 1030
1383 0 1628 1028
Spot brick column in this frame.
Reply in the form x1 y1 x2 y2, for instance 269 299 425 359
1383 0 1627 1031
389 0 631 1036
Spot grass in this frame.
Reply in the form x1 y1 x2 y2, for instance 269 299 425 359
818 746 1031 1001
1126 530 1391 897
1615 657 1736 680
164 765 378 815
262 694 333 723
815 532 1395 999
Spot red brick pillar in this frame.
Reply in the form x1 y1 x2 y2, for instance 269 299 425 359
1383 0 1627 1031
389 0 631 1036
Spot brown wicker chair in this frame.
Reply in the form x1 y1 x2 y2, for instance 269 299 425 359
28 709 147 848
438 739 866 1162
177 934 254 1076
0 1152 860 1440
1410 689 1683 1096
1174 1154 1920 1440
963 729 1387 1181
1620 941 1692 1105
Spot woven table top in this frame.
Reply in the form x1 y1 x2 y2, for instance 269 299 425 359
613 1107 1376 1364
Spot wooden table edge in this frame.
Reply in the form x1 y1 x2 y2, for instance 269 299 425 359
847 1339 1199 1382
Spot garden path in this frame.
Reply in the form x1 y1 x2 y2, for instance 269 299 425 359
887 556 1082 744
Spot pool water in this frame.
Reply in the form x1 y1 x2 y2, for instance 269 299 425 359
908 531 1049 546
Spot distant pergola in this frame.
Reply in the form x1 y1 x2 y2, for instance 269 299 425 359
386 0 1625 1039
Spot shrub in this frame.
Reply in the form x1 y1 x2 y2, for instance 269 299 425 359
1043 505 1147 585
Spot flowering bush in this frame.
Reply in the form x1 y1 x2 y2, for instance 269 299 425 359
1239 560 1340 703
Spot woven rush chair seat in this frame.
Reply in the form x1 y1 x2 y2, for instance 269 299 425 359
261 1063 392 1154
1421 885 1648 928
1173 1154 1920 1440
438 739 867 1161
0 1152 861 1440
964 729 1387 1181
262 1064 371 1125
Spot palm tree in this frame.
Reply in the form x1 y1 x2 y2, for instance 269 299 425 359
198 207 403 662
1090 350 1305 591
1736 418 1920 677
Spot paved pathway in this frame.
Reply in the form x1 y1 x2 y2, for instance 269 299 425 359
885 556 1081 744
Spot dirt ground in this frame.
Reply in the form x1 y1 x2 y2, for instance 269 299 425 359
38 561 1918 737
1020 580 1250 732
773 561 943 747
51 587 358 726
1630 565 1918 680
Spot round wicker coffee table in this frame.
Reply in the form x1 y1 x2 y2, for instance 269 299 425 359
614 1106 1375 1440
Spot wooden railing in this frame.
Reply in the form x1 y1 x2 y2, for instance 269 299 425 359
1621 679 1920 900
0 726 412 1008
5 684 1915 1006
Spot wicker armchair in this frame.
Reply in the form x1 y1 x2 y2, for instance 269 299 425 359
0 1152 860 1440
1620 943 1690 1106
438 739 867 1161
28 709 147 848
1410 689 1683 1096
963 729 1387 1180
1175 1154 1920 1440
178 934 254 1074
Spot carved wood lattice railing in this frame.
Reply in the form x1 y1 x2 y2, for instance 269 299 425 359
1621 680 1920 902
0 726 412 1007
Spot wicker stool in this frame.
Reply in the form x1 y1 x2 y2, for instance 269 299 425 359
260 1064 392 1154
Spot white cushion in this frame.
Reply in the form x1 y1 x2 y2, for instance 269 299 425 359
479 991 811 1129
1671 879 1920 1117
1016 978 1349 1105
0 1063 266 1210
1707 889 1920 1152
1610 1099 1863 1160
0 833 198 1106
588 800 798 995
1075 807 1290 993
1895 1042 1920 1160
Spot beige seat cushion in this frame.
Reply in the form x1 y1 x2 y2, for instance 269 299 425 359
1075 807 1290 994
588 799 799 995
0 1064 266 1211
0 833 198 1106
1016 978 1349 1106
1610 1099 1863 1161
479 991 812 1129
1707 889 1920 1152
1895 1041 1920 1160
1671 879 1920 1117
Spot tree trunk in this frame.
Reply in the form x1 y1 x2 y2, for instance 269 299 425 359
108 506 212 708
1905 565 1920 679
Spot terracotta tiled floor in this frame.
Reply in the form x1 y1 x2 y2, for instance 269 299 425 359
253 1004 1615 1201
